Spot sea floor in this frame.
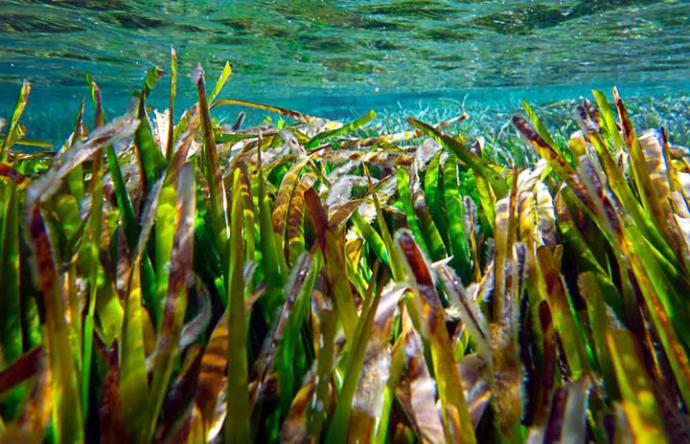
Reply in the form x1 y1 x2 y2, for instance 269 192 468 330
4 87 690 154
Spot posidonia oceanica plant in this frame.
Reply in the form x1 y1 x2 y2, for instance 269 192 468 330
0 52 689 443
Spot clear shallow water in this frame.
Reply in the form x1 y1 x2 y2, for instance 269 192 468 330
1 0 689 141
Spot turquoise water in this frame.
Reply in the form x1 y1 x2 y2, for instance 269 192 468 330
1 0 689 141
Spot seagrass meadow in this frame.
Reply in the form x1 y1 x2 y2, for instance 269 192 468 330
1 57 690 444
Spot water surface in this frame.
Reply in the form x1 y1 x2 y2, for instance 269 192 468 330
1 0 689 140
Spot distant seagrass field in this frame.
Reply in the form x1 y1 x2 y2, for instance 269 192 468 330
0 82 690 146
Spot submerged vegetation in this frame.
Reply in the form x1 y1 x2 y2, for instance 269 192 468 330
1 55 690 443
